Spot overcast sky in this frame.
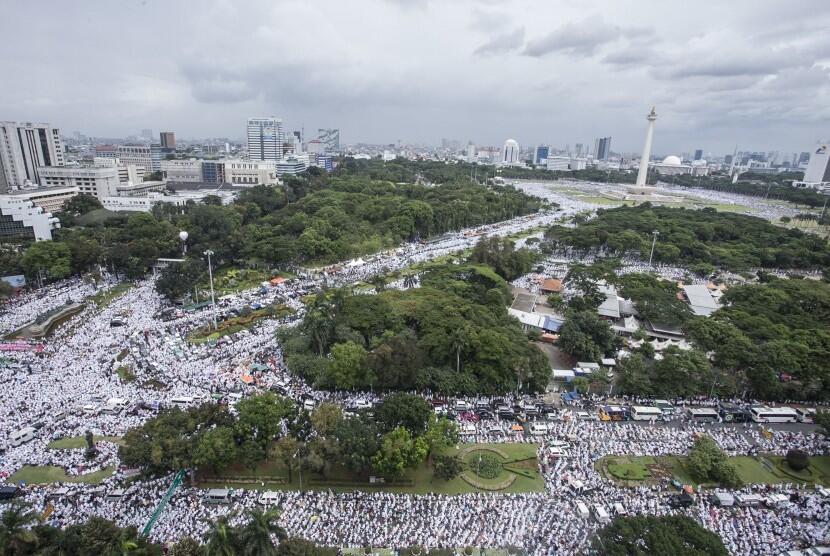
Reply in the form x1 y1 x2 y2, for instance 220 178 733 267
2 0 829 155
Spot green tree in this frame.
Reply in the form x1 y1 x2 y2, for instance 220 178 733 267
310 402 343 437
204 515 238 556
326 341 370 389
0 503 39 555
371 427 428 477
271 435 300 483
235 393 294 449
193 426 237 473
333 415 379 474
62 193 103 216
593 515 728 556
375 393 433 436
170 537 206 556
432 454 464 481
156 258 206 300
20 240 72 281
423 416 459 454
571 376 590 395
238 508 286 556
557 310 614 361
815 410 830 437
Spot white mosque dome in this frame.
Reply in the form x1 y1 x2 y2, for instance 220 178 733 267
661 155 682 165
504 139 519 149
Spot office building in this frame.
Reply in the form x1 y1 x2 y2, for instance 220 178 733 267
95 145 118 159
318 129 340 152
466 143 476 163
575 143 584 157
306 140 325 155
159 131 176 149
570 158 588 171
694 149 703 161
0 121 66 191
225 159 278 185
276 155 309 176
38 166 121 199
535 145 550 165
247 117 284 162
594 136 612 161
115 181 166 197
545 156 571 171
117 145 154 172
161 159 202 183
201 161 226 184
312 155 333 172
502 139 520 165
93 157 144 184
0 194 60 240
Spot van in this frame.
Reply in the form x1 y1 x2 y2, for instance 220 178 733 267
171 396 194 407
592 504 610 524
258 491 281 505
459 423 476 435
575 501 590 518
10 427 36 447
106 488 127 501
205 488 231 504
302 399 315 411
529 423 548 436
613 503 627 516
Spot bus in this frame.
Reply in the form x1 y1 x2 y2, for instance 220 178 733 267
599 405 626 422
630 406 663 421
688 408 719 422
750 406 799 423
797 408 816 424
205 489 231 504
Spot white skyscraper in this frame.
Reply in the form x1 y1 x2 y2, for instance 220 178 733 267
247 117 284 162
635 107 657 187
502 139 520 165
0 121 66 191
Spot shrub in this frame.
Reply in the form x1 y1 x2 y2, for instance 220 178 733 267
469 453 502 479
786 449 810 471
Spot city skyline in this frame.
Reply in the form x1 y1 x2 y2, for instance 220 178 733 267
1 1 829 152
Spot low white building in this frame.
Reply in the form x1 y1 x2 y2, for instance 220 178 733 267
570 158 588 170
0 195 60 240
2 185 79 213
546 156 571 171
275 155 309 177
115 180 167 197
161 159 203 183
224 159 278 185
38 165 120 199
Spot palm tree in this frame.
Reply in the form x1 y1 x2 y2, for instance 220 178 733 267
0 503 40 555
204 515 237 556
238 509 285 556
448 326 470 374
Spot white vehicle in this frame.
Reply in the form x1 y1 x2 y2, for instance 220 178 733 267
765 493 789 509
592 504 610 524
710 491 735 507
575 501 590 518
548 447 568 457
487 425 504 435
106 488 126 501
228 393 243 402
613 502 627 516
735 493 764 507
797 408 816 423
751 406 799 423
302 399 315 411
575 411 592 421
106 398 129 410
687 408 719 422
171 396 194 407
353 399 372 410
10 426 36 447
83 404 99 415
258 491 281 505
205 488 231 504
459 423 477 435
654 399 674 413
453 400 472 411
630 406 662 421
529 423 549 436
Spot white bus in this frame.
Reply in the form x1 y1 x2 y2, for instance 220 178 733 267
9 426 36 447
630 406 662 421
592 504 610 524
171 396 194 407
751 406 798 423
205 489 231 504
688 408 719 422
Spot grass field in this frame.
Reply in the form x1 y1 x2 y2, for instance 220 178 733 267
197 267 296 296
9 465 114 485
88 283 133 309
47 436 123 450
200 443 544 495
599 454 830 487
116 365 136 382
188 304 293 344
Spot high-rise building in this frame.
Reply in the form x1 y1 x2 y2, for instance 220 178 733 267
694 149 703 161
159 131 176 149
247 117 283 162
38 166 121 199
802 144 830 185
117 145 154 173
0 121 66 191
318 129 340 152
534 145 550 165
594 136 612 160
0 194 60 240
575 143 584 157
502 139 520 165
466 143 476 163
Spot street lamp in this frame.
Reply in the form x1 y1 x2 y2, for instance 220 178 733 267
648 230 660 268
179 230 189 256
204 249 218 330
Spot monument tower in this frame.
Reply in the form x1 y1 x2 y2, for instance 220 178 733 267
635 107 657 187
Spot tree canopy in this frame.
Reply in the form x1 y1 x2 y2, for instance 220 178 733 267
593 515 728 556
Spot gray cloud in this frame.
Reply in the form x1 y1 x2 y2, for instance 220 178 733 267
473 27 525 56
523 16 621 57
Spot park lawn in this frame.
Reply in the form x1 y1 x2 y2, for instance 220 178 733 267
47 436 123 450
598 455 830 488
198 267 294 296
200 443 543 495
88 282 133 309
9 465 114 485
116 365 136 382
606 456 656 481
188 304 293 344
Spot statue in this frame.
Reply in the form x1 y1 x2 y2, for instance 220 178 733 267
84 430 98 459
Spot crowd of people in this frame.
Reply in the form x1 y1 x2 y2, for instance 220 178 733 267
1 185 829 555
